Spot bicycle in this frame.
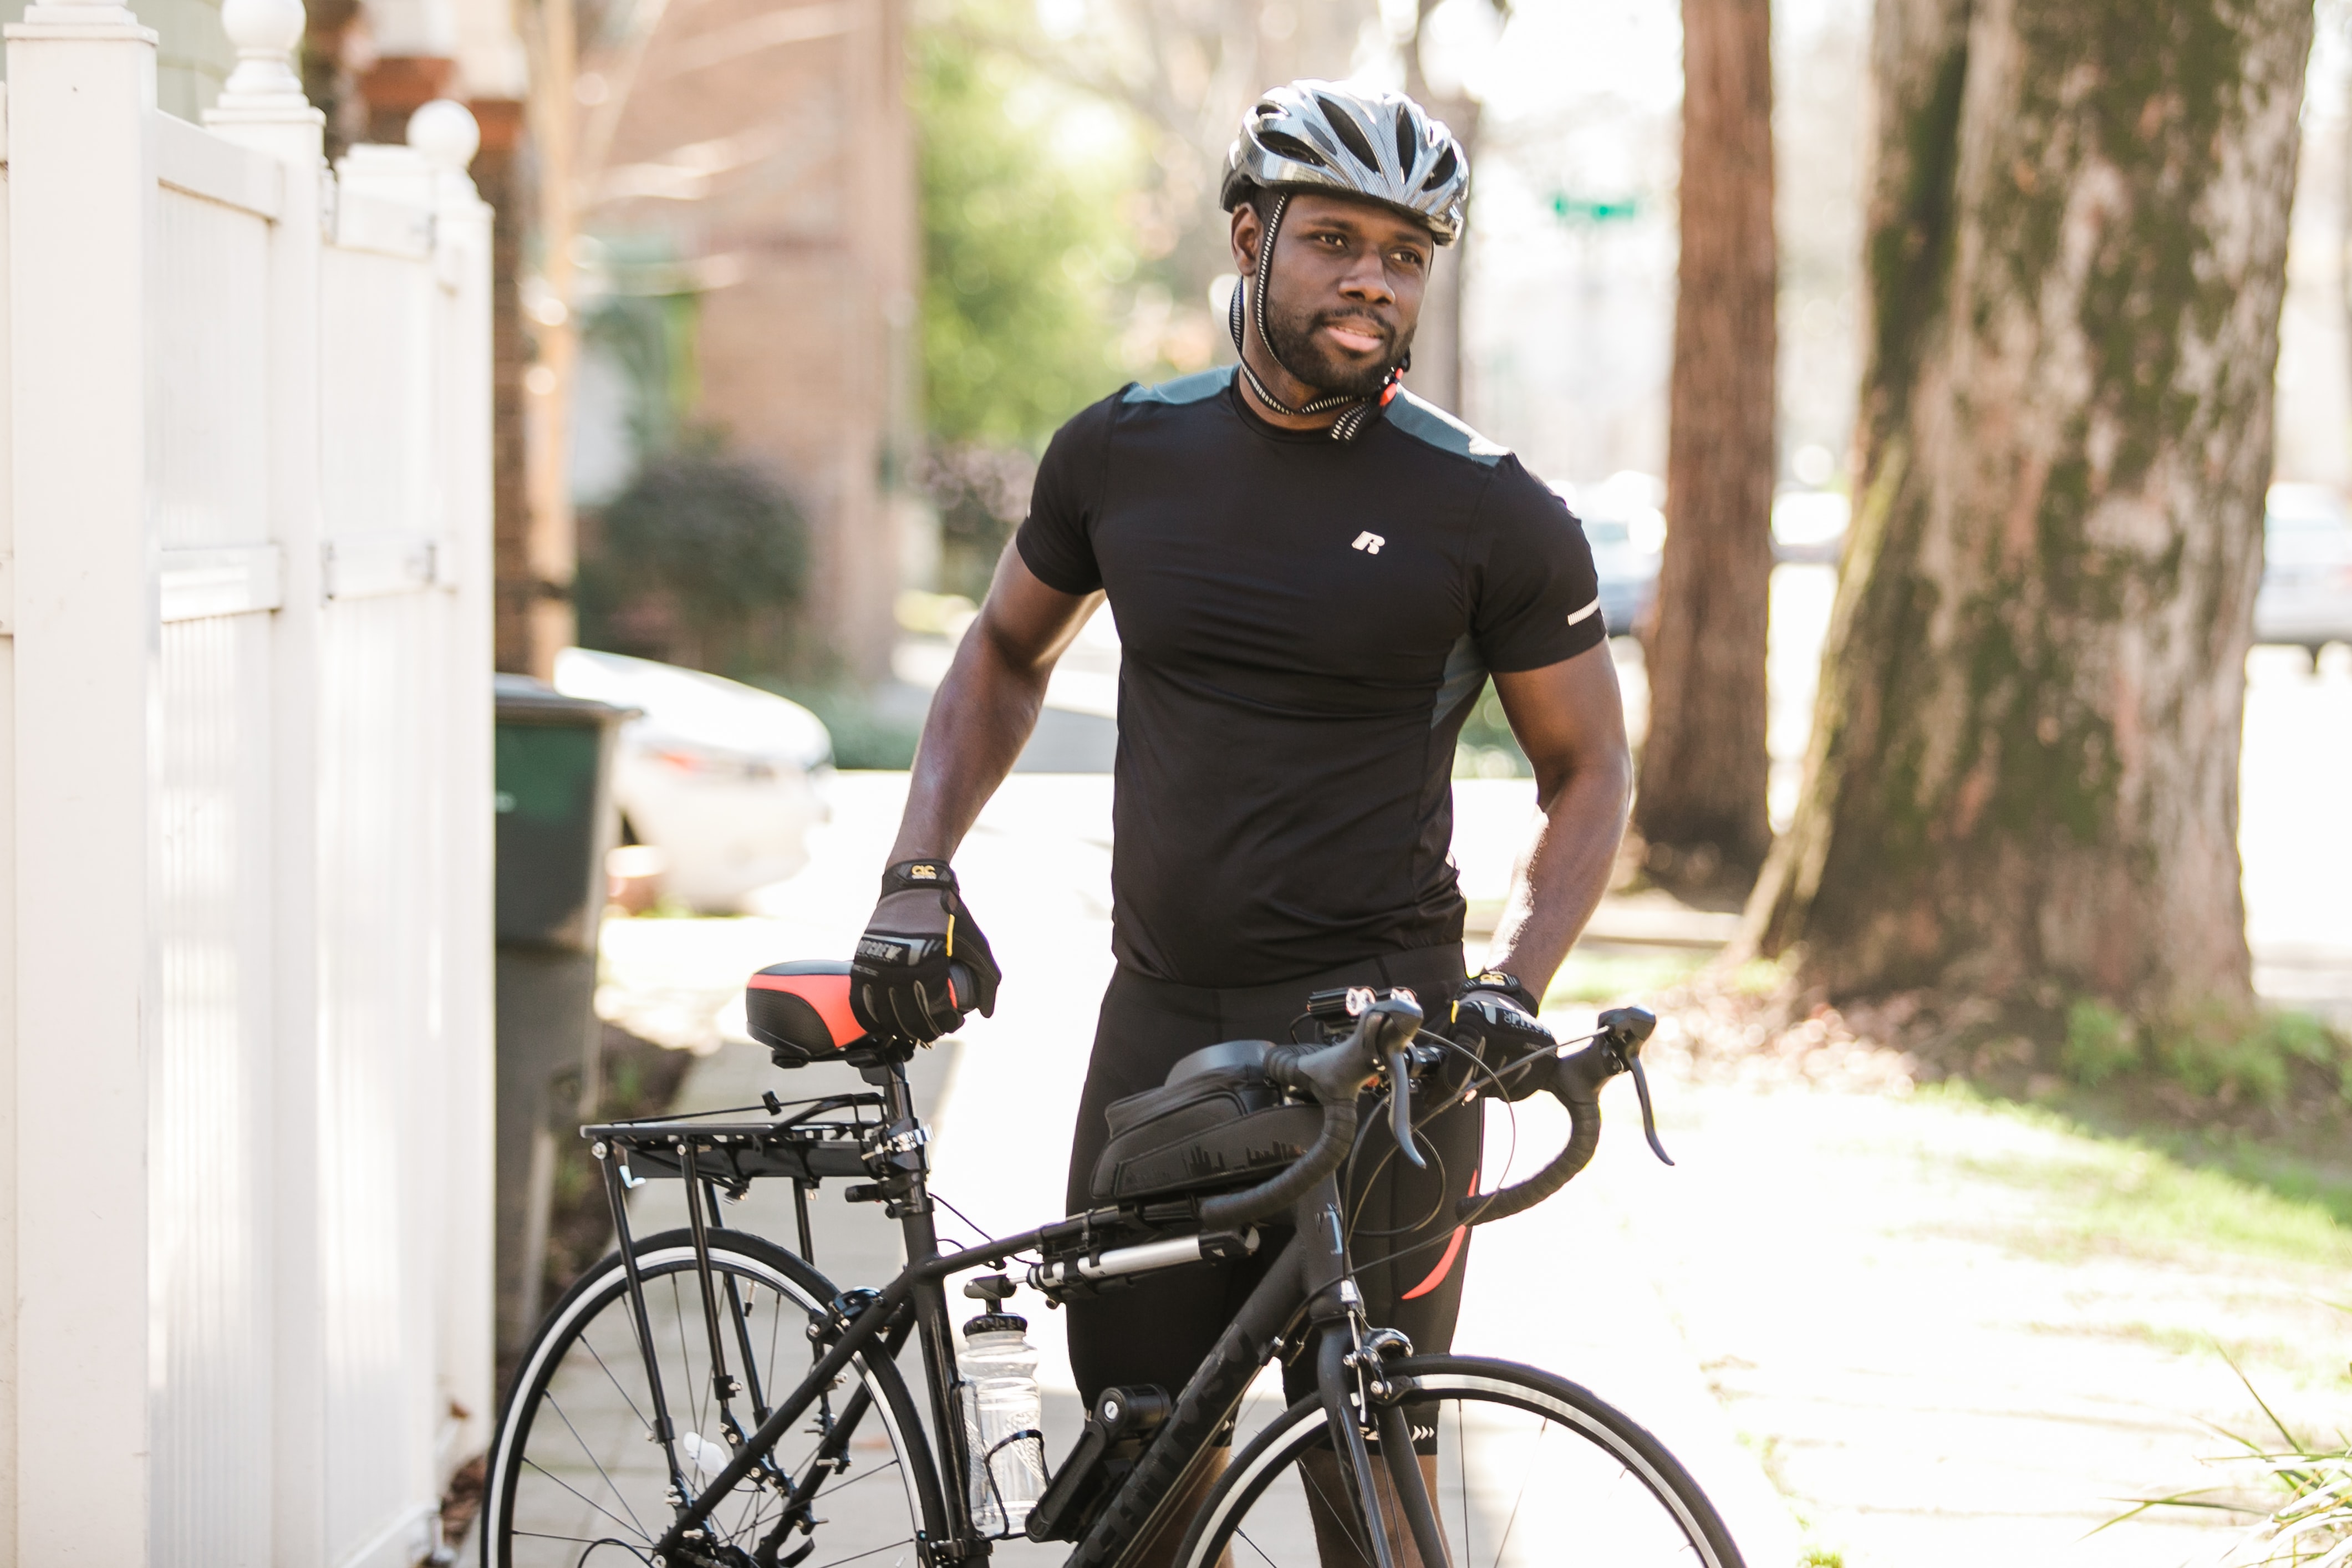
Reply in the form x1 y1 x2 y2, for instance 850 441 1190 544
483 958 1749 1568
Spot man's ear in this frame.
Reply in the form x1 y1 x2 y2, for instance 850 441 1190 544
1229 203 1261 276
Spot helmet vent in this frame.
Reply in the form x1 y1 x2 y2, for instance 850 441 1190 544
1393 109 1417 173
1259 130 1329 170
1421 144 1458 192
1316 94 1384 173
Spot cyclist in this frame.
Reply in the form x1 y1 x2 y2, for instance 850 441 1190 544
851 80 1632 1558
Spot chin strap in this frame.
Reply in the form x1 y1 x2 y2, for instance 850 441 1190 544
1229 189 1404 443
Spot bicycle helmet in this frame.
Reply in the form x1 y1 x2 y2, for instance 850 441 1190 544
1219 83 1470 440
1220 82 1469 245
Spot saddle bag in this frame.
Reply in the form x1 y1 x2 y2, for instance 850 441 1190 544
1088 1040 1323 1203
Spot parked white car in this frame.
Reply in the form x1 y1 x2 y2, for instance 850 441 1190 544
2257 482 2352 664
1559 471 1666 635
552 648 833 913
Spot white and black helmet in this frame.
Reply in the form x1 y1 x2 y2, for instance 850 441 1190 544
1220 81 1469 245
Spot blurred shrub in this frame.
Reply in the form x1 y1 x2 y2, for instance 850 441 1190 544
2059 996 2350 1109
759 683 923 771
1453 679 1533 778
917 27 1134 449
922 444 1037 602
577 440 808 673
2062 999 2141 1086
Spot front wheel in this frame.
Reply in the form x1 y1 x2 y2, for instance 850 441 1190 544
1176 1356 1746 1568
484 1228 944 1567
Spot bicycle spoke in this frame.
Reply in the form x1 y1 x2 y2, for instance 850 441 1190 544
538 1394 653 1541
520 1455 655 1543
801 1536 920 1568
1485 1417 1549 1568
580 1335 656 1439
798 1455 904 1500
1454 1401 1470 1568
1205 1371 1733 1568
494 1242 926 1568
1234 1526 1282 1568
1297 1449 1376 1562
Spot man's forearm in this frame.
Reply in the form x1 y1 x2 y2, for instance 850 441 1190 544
1479 756 1633 1001
887 629 1053 863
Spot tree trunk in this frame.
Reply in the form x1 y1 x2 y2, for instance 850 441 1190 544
1744 0 2311 1023
1636 0 1778 884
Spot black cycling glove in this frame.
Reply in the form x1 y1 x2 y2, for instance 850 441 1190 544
850 860 1001 1042
1450 970 1555 1101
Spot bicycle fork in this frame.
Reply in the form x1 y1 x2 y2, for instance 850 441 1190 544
1300 1179 1453 1568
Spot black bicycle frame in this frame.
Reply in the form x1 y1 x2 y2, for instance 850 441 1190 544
618 1070 1449 1568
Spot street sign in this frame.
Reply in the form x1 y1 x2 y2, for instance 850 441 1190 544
1551 194 1642 223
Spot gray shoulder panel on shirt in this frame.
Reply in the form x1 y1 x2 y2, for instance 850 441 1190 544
1123 366 1236 406
1386 390 1509 467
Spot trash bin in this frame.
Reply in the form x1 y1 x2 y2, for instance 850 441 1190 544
493 675 635 1366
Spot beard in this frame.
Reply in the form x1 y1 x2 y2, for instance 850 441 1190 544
1261 285 1413 400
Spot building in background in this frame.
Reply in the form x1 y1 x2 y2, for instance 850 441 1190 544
572 0 918 684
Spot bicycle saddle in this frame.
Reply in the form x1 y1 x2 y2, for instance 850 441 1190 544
746 959 915 1071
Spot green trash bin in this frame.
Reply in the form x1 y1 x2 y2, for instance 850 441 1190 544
493 675 635 1366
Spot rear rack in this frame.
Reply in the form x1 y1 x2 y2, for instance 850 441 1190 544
583 1091 887 1190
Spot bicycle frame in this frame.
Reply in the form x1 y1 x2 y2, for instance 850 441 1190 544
593 1058 1450 1568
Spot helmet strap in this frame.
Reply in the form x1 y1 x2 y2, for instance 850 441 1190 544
1229 189 1403 443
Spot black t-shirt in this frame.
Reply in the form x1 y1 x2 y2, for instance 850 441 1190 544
1015 367 1605 988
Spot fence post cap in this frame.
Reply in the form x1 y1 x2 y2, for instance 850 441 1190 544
408 98 480 172
213 0 308 112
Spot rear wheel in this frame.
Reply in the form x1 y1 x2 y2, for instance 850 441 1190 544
485 1228 942 1567
1177 1356 1746 1568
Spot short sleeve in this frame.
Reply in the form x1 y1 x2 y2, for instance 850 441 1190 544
1013 393 1122 595
1470 456 1607 673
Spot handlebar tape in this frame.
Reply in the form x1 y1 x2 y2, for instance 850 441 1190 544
1451 1041 1616 1226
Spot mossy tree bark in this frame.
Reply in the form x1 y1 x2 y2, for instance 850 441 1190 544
1637 0 1778 884
1745 0 2312 1021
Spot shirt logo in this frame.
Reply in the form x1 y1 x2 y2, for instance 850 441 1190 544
1351 531 1386 555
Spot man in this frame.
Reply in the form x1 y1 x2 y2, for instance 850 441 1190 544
849 81 1633 1556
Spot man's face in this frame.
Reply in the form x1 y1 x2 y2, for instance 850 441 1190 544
1233 192 1435 398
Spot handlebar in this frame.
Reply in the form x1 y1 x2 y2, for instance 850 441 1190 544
1453 1005 1666 1225
1190 998 1670 1233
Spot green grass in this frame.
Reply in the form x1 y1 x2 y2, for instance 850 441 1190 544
1542 949 1709 1005
1918 1083 2352 1269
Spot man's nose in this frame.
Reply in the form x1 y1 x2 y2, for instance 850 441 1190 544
1337 251 1395 306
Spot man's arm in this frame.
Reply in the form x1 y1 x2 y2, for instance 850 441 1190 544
887 545 1102 862
1477 642 1635 1000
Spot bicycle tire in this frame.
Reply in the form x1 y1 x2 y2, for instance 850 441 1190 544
1174 1355 1747 1568
484 1228 946 1568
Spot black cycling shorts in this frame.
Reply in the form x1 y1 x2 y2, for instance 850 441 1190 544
1063 944 1478 1417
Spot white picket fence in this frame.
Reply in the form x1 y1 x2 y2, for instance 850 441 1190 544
1 0 495 1560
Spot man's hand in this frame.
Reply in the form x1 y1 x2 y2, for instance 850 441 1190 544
1450 971 1555 1101
851 861 1001 1042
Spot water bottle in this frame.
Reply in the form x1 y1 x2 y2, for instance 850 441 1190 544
957 1311 1046 1534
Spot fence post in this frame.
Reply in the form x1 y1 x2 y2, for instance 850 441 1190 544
202 1 329 1558
411 93 497 1481
5 0 157 1559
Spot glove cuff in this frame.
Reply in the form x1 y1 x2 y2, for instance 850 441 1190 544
880 859 958 897
1459 970 1540 1016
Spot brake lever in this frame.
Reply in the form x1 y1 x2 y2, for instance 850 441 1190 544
1623 1054 1674 1166
1387 1047 1425 1168
1596 1005 1673 1167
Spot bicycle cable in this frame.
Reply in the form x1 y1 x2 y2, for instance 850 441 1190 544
1341 1029 1611 1279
